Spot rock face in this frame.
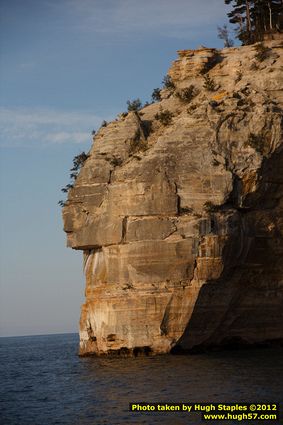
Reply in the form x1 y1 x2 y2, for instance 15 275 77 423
63 39 283 356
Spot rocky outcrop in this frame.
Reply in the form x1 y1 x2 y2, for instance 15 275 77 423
63 38 283 356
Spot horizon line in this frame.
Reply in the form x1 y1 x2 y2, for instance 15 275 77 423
0 331 79 339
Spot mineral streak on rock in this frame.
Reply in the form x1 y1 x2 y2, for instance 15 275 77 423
63 38 283 356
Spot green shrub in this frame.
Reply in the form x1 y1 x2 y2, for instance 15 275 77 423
254 43 270 62
59 151 89 207
155 108 173 126
127 98 142 112
203 74 216 91
151 88 161 102
175 85 198 103
71 152 89 172
70 172 78 180
100 120 108 128
162 75 175 91
61 183 73 193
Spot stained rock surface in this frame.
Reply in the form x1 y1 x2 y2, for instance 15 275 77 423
63 39 283 356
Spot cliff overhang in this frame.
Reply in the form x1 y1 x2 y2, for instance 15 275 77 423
62 37 283 356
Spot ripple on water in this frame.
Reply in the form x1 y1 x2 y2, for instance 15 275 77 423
0 334 282 425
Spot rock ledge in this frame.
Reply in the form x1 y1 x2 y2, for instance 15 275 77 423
63 39 283 356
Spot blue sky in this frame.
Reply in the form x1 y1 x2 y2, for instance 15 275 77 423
0 0 232 336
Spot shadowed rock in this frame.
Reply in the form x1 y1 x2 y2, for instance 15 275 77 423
62 38 283 356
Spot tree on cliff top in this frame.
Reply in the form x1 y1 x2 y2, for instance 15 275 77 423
225 0 283 44
217 24 235 46
59 151 89 207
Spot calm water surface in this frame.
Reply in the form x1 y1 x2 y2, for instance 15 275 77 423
0 333 282 424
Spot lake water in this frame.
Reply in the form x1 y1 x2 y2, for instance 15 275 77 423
0 333 282 424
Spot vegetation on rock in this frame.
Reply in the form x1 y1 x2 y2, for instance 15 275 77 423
175 85 198 103
217 24 234 47
100 120 108 128
154 108 173 125
162 75 175 91
127 98 142 112
62 39 283 356
59 151 89 207
254 42 271 61
203 74 216 91
225 0 283 45
151 88 162 102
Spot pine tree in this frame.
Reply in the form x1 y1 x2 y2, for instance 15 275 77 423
269 1 283 31
225 0 283 45
225 0 253 44
217 24 235 46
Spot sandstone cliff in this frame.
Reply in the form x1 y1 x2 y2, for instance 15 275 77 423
63 39 283 356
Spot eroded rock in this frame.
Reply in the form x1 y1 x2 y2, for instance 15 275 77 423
63 38 283 355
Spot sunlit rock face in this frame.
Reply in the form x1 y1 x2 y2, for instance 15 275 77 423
63 38 283 356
